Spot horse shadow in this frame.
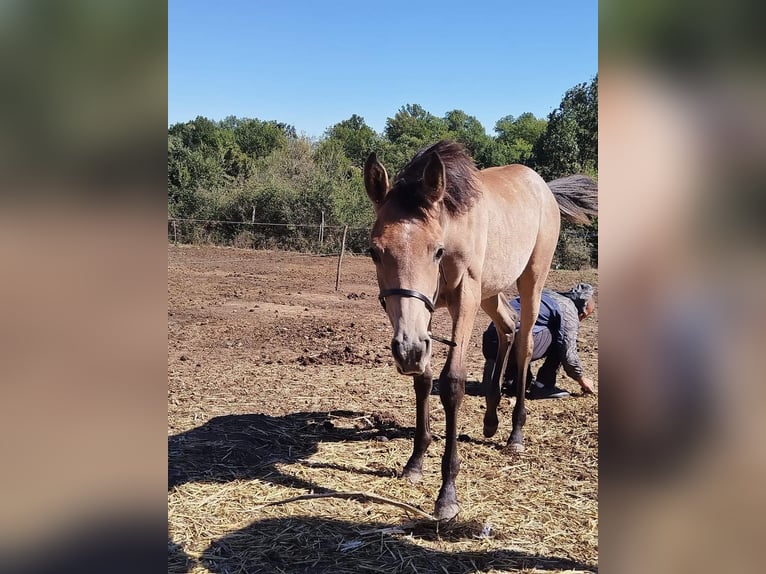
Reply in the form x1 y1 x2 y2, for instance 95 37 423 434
185 515 597 573
168 411 597 574
168 410 411 492
169 410 417 573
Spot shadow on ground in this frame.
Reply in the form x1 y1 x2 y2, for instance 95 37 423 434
168 411 597 574
168 410 410 492
194 516 597 573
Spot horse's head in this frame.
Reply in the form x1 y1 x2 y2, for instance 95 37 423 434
363 150 447 376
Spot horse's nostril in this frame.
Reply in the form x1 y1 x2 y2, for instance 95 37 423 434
391 339 405 363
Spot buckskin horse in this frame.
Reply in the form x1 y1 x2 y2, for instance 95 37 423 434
363 140 597 520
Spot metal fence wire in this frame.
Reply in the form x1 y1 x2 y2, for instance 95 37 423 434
168 218 597 269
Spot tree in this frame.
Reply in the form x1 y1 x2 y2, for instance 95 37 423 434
324 114 380 168
166 88 597 263
378 105 448 173
313 138 372 228
533 75 598 178
492 112 547 165
443 109 493 167
534 113 581 179
384 104 449 144
167 119 230 208
222 146 253 180
576 76 598 169
168 116 232 154
233 118 290 159
495 112 547 146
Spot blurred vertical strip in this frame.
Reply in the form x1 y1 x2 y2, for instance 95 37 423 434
0 0 167 198
0 1 167 573
600 0 766 572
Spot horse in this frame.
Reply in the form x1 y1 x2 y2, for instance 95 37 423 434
363 139 597 520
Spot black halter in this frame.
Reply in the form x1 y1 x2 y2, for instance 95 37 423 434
377 269 456 347
378 288 435 313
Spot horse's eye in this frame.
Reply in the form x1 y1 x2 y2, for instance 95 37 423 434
367 248 379 263
434 246 445 261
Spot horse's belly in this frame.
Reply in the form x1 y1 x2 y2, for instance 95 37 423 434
480 251 533 296
480 219 539 296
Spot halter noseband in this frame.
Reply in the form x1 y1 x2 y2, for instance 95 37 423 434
378 288 435 313
377 269 456 347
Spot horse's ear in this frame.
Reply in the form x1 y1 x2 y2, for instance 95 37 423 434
422 152 445 205
363 152 389 210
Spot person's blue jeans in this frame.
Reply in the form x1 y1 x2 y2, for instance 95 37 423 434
482 323 559 388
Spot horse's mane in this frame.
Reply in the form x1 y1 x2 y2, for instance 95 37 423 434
388 140 481 217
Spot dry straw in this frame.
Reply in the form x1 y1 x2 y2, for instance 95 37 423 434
168 245 599 573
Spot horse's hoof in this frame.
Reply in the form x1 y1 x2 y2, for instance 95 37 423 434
433 498 460 521
504 441 524 455
483 413 498 438
400 466 423 484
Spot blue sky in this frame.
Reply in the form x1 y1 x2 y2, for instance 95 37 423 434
169 0 597 139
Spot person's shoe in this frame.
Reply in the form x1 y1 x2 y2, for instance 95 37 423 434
527 383 570 400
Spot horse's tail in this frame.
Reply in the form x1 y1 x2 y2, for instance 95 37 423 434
547 174 598 224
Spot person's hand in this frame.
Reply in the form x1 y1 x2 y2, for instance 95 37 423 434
579 376 596 395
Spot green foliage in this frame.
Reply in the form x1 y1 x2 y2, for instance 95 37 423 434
496 112 548 145
492 112 548 165
535 113 581 179
381 104 452 173
168 77 597 265
553 222 595 270
324 114 380 168
313 139 373 228
533 75 598 179
443 110 494 166
233 118 289 159
385 104 449 143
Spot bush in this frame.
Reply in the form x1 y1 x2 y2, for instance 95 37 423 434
553 225 594 269
232 230 256 249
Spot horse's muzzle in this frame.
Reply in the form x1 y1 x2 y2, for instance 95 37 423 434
391 336 431 375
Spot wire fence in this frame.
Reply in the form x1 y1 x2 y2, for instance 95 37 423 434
168 218 598 269
168 218 370 255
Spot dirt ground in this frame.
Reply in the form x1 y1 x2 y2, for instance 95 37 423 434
168 244 598 573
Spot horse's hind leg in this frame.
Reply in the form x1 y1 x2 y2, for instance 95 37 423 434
401 366 433 483
480 294 518 438
509 250 556 453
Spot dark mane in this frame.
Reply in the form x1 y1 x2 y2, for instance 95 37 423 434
387 140 481 217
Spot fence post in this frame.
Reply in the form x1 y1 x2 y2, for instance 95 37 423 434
173 220 177 244
319 210 325 245
335 225 348 291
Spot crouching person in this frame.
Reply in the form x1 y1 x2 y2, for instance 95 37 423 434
482 283 597 399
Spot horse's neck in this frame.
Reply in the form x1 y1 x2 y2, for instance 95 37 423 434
440 204 487 272
440 203 481 243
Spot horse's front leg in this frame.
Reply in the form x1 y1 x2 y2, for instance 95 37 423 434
434 288 479 521
401 366 433 483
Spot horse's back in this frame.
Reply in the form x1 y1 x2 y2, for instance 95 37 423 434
479 164 553 201
475 164 560 296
